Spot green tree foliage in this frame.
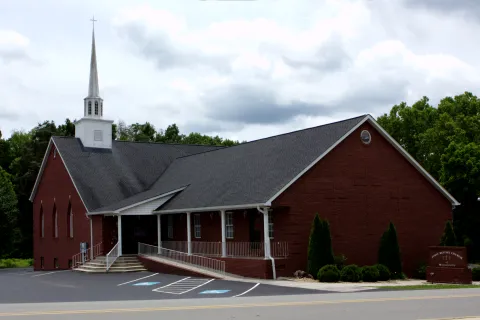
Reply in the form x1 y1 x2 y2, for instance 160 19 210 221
440 220 457 246
0 118 243 258
319 219 335 267
377 222 402 277
0 167 20 258
339 264 362 282
307 214 335 278
114 121 243 146
307 213 323 278
377 91 480 262
317 264 340 282
375 264 391 281
361 265 380 282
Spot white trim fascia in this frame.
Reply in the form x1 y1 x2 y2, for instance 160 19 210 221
265 115 370 206
52 139 91 213
153 203 269 214
29 138 54 202
73 117 114 125
265 115 460 207
365 115 460 206
89 187 187 215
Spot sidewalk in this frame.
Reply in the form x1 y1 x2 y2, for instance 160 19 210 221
252 278 480 292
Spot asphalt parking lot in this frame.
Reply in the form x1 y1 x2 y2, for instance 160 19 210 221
0 268 326 304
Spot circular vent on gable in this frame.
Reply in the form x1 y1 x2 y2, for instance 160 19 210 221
360 130 371 145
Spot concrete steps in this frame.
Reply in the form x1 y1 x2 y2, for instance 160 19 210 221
74 255 147 273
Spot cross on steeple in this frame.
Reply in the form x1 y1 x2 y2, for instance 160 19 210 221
90 15 97 31
84 14 102 117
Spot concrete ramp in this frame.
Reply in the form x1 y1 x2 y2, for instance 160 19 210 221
137 255 240 280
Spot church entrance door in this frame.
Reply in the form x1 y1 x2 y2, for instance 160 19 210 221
121 215 157 254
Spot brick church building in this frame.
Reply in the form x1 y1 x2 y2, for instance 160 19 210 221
29 25 459 279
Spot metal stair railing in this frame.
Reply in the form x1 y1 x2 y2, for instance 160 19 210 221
138 242 225 275
105 242 119 272
71 242 103 269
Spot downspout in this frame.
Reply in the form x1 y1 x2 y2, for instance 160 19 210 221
257 206 276 280
89 216 94 260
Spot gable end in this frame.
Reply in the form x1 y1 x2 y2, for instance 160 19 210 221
29 138 90 212
267 115 460 207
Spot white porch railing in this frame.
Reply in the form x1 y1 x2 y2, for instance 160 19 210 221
105 242 119 272
71 242 103 269
138 242 226 274
161 241 289 258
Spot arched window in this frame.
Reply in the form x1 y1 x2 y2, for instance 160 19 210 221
53 204 58 238
40 205 44 238
95 101 99 115
88 102 92 115
100 102 103 116
67 202 74 238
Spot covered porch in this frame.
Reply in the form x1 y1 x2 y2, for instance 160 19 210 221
157 208 288 259
107 207 288 258
101 206 289 277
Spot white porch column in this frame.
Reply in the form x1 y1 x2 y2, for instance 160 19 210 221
263 210 271 259
220 210 226 257
89 218 94 260
157 214 162 254
117 215 122 256
186 212 192 255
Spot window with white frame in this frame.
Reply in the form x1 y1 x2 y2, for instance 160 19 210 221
194 214 201 238
268 212 273 239
167 215 173 239
225 212 234 239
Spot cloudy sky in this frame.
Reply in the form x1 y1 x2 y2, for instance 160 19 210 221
1 0 479 141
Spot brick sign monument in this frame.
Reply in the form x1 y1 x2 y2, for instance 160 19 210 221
426 246 472 284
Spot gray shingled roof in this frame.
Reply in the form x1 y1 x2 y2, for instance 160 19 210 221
46 113 460 213
150 115 367 212
53 137 224 212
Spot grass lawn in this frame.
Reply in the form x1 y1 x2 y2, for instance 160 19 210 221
378 284 480 290
0 258 33 269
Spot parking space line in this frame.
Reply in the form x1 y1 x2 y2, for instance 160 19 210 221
117 273 158 286
31 270 69 277
233 283 260 297
153 277 214 295
180 279 214 295
152 277 190 294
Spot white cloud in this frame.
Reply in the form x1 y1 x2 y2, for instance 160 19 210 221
0 30 31 63
1 0 479 141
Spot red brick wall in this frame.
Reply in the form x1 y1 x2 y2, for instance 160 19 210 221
32 142 103 271
102 216 117 254
165 210 253 243
272 122 452 277
426 266 473 284
219 257 272 279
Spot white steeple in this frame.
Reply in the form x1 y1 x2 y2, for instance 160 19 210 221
83 16 103 118
75 16 113 149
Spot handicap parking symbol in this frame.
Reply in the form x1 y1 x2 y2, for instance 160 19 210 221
199 290 231 294
133 282 160 286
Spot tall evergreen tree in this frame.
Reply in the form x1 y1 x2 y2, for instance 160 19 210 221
307 213 323 278
0 166 19 258
319 219 335 268
378 222 402 276
440 220 457 246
